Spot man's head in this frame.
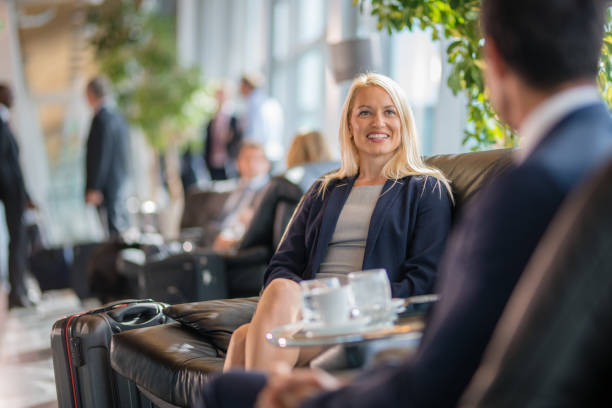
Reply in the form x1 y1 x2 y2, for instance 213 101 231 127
85 76 111 110
236 142 270 181
240 72 264 97
481 0 607 126
0 83 14 109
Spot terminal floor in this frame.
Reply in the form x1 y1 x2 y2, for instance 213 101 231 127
0 289 99 408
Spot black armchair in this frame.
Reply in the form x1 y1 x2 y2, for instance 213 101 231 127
223 175 303 297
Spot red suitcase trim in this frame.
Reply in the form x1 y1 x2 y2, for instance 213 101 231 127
65 312 84 408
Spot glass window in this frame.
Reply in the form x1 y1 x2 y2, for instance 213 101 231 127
390 29 443 153
271 65 290 113
273 0 290 60
297 49 323 112
298 0 325 44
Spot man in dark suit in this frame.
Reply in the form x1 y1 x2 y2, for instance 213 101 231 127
0 83 34 308
201 1 612 407
85 76 131 237
204 85 242 181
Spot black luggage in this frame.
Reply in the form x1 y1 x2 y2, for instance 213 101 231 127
29 246 72 291
71 242 104 299
88 242 141 303
142 250 228 304
51 299 168 407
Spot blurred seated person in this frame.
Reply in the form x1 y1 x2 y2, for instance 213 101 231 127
212 130 338 253
209 142 270 250
284 130 339 192
221 73 453 373
205 83 242 181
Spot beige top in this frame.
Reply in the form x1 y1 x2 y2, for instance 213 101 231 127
318 184 383 279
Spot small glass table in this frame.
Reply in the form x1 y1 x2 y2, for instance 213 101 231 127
265 296 434 348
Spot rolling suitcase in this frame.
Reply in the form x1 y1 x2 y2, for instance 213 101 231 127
142 250 228 304
51 299 168 407
71 242 104 299
29 246 72 291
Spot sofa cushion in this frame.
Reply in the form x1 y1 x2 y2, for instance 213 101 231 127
163 297 259 353
110 322 223 408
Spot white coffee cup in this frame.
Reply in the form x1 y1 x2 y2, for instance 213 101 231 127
348 269 392 322
300 278 353 326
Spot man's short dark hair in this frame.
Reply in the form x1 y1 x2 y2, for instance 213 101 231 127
86 76 111 99
481 0 608 90
0 83 14 108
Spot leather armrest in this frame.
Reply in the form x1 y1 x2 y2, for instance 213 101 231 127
163 297 259 352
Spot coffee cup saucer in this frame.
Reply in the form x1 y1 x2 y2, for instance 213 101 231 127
302 316 373 337
391 298 406 313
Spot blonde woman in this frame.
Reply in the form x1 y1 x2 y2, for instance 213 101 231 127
285 130 338 192
224 73 453 373
286 130 333 168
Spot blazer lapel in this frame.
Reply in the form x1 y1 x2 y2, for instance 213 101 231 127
362 178 403 266
310 177 356 274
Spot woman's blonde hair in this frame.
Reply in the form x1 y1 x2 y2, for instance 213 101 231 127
319 73 452 199
286 130 333 168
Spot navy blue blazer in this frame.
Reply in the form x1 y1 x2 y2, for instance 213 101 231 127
300 103 612 408
263 174 453 298
0 119 27 204
85 106 130 200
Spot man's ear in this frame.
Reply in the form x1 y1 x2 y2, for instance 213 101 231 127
483 38 507 79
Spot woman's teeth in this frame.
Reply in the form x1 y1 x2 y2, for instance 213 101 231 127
367 133 388 140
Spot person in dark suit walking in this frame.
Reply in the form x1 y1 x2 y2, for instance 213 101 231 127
204 84 242 181
0 83 35 308
85 76 131 237
200 1 612 407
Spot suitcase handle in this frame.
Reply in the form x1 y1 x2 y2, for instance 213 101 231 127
107 303 162 324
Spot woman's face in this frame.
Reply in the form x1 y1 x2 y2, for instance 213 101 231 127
349 86 402 164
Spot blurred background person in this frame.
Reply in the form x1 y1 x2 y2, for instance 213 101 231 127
84 76 131 238
284 130 338 192
239 72 284 165
0 83 37 308
210 142 271 250
212 131 337 252
204 82 242 181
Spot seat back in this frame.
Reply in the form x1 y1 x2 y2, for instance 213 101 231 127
460 159 612 408
180 189 231 230
237 176 304 251
425 148 513 215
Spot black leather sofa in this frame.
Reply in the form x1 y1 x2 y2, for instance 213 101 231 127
109 149 514 407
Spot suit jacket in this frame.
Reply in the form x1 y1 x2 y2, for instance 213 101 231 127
0 118 27 205
204 114 241 170
85 106 130 200
303 103 612 407
264 174 453 298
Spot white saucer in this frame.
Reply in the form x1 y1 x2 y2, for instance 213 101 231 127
302 316 372 336
391 298 406 313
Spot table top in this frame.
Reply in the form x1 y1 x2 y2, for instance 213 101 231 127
266 314 425 348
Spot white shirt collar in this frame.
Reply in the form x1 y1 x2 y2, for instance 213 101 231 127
0 104 10 123
515 85 601 163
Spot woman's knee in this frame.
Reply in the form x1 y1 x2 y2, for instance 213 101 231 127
230 323 250 346
260 278 301 304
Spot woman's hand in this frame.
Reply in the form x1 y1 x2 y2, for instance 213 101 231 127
255 365 343 408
